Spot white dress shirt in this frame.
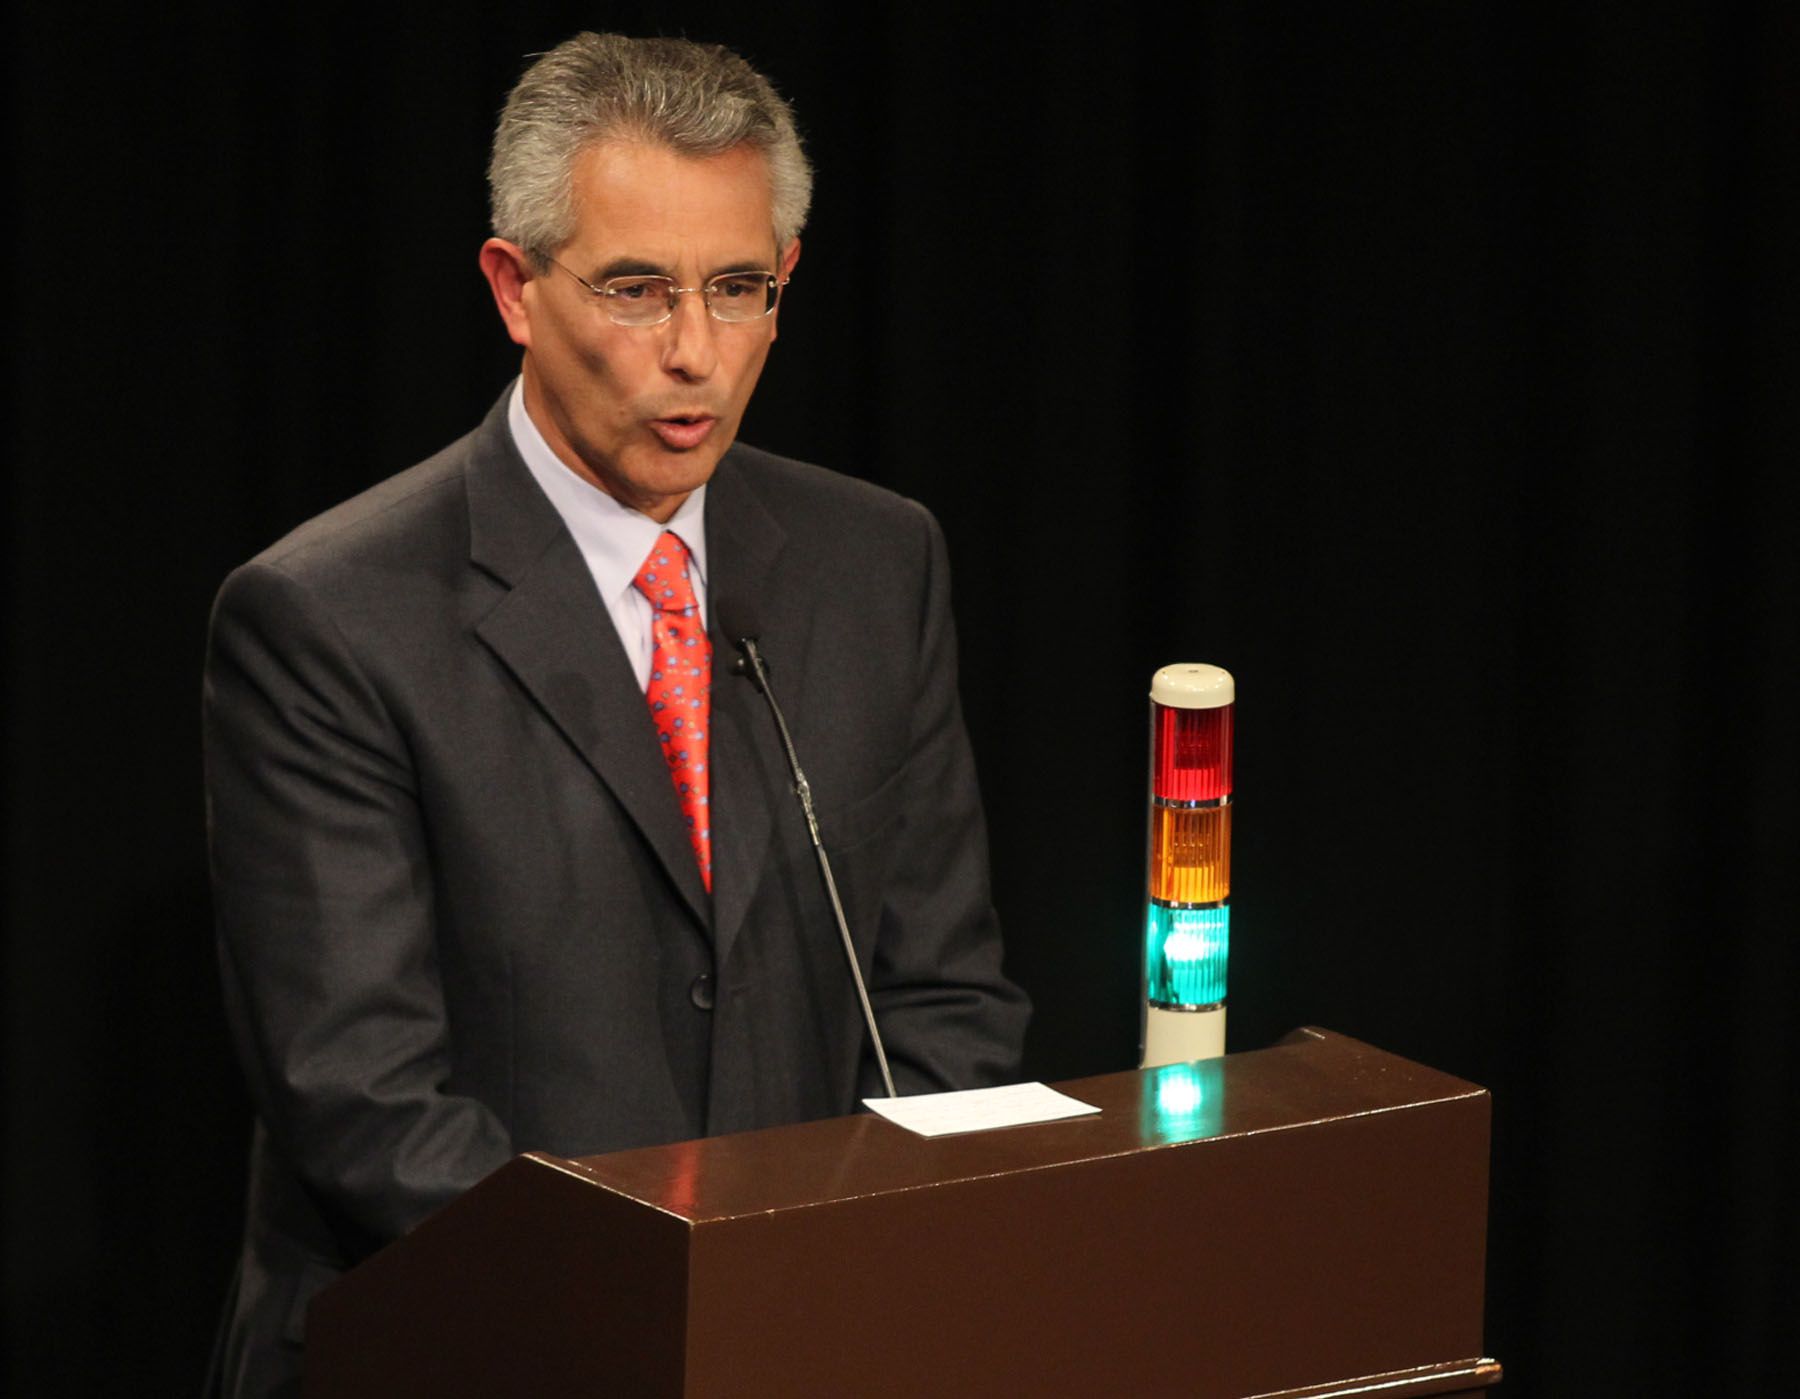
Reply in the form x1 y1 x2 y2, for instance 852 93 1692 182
507 378 709 690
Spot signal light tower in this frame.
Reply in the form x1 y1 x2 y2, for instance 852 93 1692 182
1141 664 1234 1068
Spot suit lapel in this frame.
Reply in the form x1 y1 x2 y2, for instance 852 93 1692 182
463 396 711 930
704 454 802 971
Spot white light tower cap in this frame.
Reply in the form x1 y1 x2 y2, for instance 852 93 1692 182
1150 663 1235 710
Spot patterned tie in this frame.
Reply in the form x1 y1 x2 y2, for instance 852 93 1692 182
632 531 712 892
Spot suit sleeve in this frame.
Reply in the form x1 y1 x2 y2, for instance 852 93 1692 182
204 559 512 1252
863 505 1031 1095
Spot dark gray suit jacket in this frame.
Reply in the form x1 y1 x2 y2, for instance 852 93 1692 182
203 391 1028 1396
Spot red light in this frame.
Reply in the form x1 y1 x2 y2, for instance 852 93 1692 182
1152 701 1234 804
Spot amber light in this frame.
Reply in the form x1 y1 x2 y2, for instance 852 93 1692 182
1149 803 1232 905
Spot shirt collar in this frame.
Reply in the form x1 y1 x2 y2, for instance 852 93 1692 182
506 378 709 600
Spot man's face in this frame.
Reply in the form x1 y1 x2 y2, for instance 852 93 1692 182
499 140 799 520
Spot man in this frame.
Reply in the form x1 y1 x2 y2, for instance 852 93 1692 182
203 33 1028 1398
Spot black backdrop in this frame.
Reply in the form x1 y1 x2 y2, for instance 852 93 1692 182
5 3 1796 1393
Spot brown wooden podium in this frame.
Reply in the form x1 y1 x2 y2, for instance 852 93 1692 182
307 1028 1499 1397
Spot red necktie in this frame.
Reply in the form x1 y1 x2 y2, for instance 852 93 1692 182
633 532 712 892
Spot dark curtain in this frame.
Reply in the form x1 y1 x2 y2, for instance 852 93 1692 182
5 3 1794 1392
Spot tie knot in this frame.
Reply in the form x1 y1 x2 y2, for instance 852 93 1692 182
632 531 701 616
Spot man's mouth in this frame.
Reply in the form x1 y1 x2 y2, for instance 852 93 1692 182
648 414 718 451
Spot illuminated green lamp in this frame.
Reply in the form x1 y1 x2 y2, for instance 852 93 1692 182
1145 904 1230 1007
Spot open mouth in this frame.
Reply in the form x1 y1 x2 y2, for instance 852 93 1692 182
649 414 717 450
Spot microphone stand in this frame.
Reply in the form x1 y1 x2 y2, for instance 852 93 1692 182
731 636 898 1099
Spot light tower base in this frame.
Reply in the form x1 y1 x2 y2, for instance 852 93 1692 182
1142 1004 1227 1068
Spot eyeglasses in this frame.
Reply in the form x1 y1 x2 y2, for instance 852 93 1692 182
546 259 787 326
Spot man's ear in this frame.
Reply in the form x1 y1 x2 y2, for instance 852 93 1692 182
479 238 535 348
769 236 802 341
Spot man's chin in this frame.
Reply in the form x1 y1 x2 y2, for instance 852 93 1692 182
610 443 728 518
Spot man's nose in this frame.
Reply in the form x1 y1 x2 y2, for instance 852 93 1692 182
660 290 720 382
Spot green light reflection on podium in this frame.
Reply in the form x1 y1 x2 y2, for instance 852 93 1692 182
1137 1057 1227 1143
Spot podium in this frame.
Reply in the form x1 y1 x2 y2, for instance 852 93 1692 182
307 1028 1499 1397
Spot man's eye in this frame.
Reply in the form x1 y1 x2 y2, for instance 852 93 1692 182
609 279 661 300
714 275 763 298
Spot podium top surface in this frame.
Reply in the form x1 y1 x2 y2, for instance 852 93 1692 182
549 1027 1486 1224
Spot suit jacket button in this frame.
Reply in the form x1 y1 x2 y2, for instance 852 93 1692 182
690 973 715 1011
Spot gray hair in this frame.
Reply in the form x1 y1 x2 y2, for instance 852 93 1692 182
489 33 812 266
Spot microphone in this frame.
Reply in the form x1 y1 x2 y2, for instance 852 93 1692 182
714 597 898 1099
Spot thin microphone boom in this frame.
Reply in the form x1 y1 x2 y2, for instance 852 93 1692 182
717 603 897 1099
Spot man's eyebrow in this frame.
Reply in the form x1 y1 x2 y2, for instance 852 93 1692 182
593 257 672 280
590 257 777 281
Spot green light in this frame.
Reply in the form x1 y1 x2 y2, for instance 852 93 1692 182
1157 1068 1205 1117
1138 1059 1227 1141
1145 903 1229 1006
